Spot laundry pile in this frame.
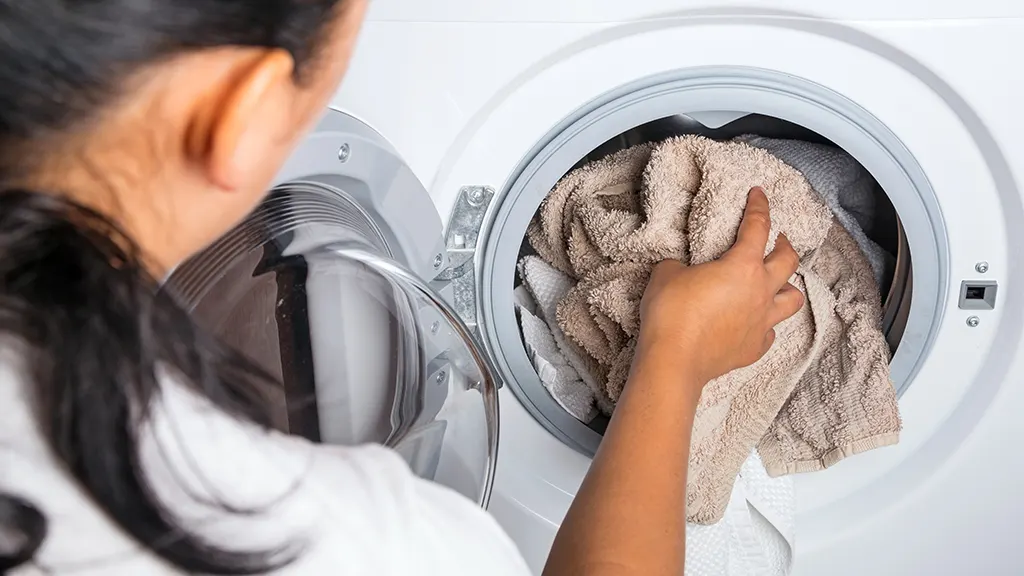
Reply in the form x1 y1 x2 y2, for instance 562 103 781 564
515 135 902 527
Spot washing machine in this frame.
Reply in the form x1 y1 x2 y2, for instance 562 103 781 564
170 1 1024 575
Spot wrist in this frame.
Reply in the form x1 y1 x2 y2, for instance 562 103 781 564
634 333 706 379
628 342 706 406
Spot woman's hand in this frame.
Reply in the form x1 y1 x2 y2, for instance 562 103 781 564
636 187 805 385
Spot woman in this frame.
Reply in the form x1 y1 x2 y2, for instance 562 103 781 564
0 0 803 574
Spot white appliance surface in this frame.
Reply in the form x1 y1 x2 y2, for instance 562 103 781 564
332 2 1024 574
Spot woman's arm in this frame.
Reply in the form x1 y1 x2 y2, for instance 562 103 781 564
543 188 804 575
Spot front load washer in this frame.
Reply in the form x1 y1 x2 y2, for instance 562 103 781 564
179 2 1024 575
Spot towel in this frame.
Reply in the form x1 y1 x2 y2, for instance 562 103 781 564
515 257 616 417
514 283 600 422
524 135 901 524
684 452 795 576
736 135 895 286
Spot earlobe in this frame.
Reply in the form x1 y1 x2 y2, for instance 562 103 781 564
204 49 295 192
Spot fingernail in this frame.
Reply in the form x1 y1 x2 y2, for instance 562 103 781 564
750 186 764 195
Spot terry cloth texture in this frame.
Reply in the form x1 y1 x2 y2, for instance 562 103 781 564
682 451 796 576
522 135 901 524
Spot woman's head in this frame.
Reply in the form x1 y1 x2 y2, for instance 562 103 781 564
0 0 367 272
0 0 367 573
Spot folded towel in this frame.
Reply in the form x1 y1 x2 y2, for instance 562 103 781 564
736 135 895 286
524 135 901 524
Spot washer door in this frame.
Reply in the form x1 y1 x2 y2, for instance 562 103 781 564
164 110 500 508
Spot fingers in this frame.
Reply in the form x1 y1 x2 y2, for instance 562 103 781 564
758 287 802 361
732 187 771 258
761 285 804 355
764 233 800 290
768 282 805 326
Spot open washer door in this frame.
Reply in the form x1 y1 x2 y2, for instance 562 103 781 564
164 109 500 508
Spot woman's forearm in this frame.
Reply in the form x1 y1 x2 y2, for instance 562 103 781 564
543 346 702 576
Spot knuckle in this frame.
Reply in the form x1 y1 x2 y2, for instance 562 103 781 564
746 212 771 230
738 258 763 278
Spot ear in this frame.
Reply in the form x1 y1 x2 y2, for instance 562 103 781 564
191 49 296 192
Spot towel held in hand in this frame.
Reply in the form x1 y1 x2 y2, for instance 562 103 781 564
522 135 901 524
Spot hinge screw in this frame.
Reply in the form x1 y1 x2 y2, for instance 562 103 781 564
467 187 486 207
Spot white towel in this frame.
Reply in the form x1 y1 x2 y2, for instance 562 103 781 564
686 452 795 576
516 257 615 419
514 285 597 423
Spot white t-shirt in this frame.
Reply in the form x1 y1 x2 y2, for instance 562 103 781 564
0 350 531 575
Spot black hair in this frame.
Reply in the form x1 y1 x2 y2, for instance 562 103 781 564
0 1 348 573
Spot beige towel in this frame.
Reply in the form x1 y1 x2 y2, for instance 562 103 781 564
526 135 901 524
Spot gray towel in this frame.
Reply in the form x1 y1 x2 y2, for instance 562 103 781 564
736 135 895 285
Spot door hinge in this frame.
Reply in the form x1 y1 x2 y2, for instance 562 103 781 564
433 186 495 333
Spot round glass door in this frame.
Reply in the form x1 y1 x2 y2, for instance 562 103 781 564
166 183 499 507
